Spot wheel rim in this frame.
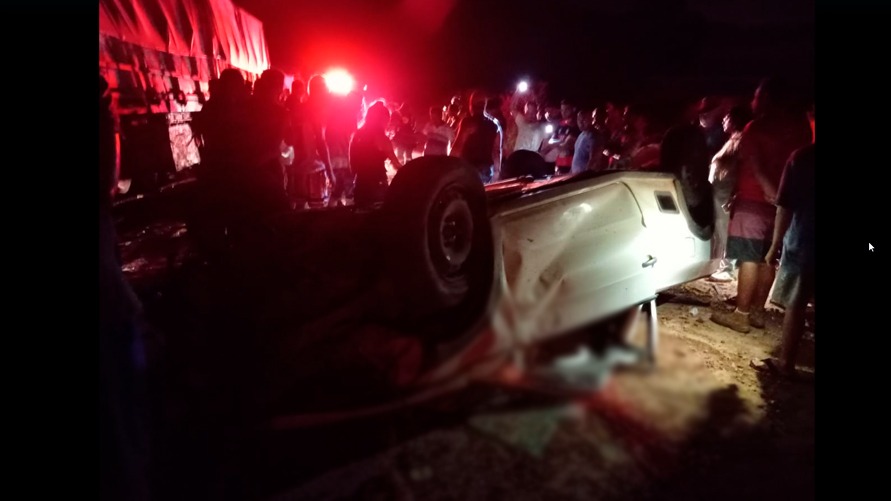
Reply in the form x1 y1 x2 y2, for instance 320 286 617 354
430 187 474 278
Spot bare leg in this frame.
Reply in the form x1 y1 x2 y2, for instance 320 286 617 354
735 261 759 313
753 263 776 311
779 303 806 371
779 272 814 371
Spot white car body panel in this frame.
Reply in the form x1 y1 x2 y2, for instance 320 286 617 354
487 171 720 349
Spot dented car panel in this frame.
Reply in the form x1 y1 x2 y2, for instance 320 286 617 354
491 178 655 347
486 171 719 349
421 171 719 386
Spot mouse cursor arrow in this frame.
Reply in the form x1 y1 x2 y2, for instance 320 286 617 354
869 243 875 252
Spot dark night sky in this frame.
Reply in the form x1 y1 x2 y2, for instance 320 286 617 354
237 0 813 106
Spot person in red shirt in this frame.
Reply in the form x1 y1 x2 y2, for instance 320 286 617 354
710 77 812 334
451 92 501 183
541 100 579 175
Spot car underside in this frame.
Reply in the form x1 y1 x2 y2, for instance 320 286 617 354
123 156 721 426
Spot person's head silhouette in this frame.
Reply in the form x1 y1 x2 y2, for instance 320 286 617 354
363 101 390 130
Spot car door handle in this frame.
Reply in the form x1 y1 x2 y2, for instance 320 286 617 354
642 255 657 268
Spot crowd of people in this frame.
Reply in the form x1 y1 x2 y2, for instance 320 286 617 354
704 78 815 384
186 68 819 382
150 70 819 384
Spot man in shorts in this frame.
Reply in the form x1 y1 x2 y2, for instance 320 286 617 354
751 144 815 379
710 77 811 333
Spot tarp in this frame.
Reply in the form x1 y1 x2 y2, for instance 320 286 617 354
99 0 270 77
100 0 166 52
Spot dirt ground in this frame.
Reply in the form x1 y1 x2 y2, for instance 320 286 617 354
262 277 814 501
115 219 815 501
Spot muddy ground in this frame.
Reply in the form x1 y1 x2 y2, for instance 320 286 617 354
116 218 814 501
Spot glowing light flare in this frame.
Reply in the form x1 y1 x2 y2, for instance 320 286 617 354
517 81 529 93
323 69 355 95
545 124 555 134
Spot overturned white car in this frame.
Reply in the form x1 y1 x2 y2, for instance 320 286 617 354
146 126 720 426
245 139 720 425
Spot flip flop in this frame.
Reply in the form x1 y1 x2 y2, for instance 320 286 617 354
749 358 815 384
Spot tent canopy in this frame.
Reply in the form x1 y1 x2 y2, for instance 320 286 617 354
100 0 270 78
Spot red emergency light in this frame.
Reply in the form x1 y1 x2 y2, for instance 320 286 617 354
324 68 355 95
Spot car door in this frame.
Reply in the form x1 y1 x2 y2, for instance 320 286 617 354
621 174 719 292
489 175 658 346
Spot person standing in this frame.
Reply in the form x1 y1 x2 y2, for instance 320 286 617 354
326 91 362 206
710 77 812 333
751 143 815 380
350 102 403 208
542 100 580 175
189 69 249 261
421 105 455 156
511 100 545 154
240 69 291 219
451 92 501 183
707 104 753 282
305 74 335 196
586 107 610 172
570 110 593 174
392 104 419 164
285 78 309 205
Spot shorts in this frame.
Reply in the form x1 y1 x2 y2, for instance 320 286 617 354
770 260 815 309
726 199 775 263
726 237 771 262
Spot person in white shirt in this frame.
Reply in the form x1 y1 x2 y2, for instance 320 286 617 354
707 104 752 282
422 105 455 156
512 100 545 155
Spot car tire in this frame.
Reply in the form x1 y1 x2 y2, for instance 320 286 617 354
381 156 494 318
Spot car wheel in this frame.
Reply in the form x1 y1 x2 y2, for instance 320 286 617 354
381 156 494 318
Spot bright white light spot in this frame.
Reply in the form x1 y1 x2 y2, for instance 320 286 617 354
363 84 368 91
580 202 593 213
545 124 554 134
323 69 354 95
517 81 529 93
